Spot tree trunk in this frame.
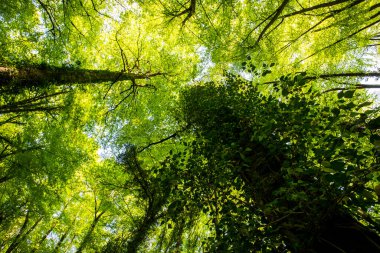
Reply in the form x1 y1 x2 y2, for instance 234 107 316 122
76 210 106 253
5 211 29 253
126 198 165 253
5 213 42 253
0 65 163 89
53 228 70 253
314 212 380 253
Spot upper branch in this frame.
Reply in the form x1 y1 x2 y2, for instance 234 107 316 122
166 0 196 26
252 0 291 46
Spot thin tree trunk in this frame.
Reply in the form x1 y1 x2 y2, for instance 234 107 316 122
30 224 56 253
4 212 43 253
76 210 106 253
5 212 29 253
53 228 71 253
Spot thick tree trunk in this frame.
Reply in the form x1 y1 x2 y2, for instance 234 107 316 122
314 212 380 253
0 65 163 89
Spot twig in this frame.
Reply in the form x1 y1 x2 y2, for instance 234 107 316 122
138 133 178 153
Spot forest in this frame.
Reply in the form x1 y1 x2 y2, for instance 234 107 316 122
0 0 380 252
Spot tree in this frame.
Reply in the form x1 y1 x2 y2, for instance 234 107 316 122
168 72 380 251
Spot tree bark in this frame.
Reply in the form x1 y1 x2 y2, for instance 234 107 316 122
76 210 106 253
53 228 70 253
314 212 380 252
4 213 42 253
5 211 29 253
0 65 163 89
126 202 163 253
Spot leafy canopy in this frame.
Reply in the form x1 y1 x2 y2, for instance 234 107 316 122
0 0 380 252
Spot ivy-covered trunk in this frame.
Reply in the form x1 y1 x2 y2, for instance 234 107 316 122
241 149 380 252
179 75 380 251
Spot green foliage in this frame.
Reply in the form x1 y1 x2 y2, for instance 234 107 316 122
0 0 380 252
167 72 380 251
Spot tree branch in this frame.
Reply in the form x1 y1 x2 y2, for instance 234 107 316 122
254 0 290 46
279 0 352 19
298 17 380 63
166 0 196 26
323 84 380 93
138 132 178 153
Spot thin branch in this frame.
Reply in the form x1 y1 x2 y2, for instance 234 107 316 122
323 84 380 93
266 211 304 227
138 125 190 153
36 0 60 39
90 0 113 20
78 0 94 27
254 0 290 46
0 146 43 160
5 211 29 253
166 0 196 26
0 91 68 108
0 135 13 145
0 114 22 126
370 3 380 11
103 72 123 99
0 175 13 184
297 17 380 63
241 10 277 44
276 0 364 54
70 20 86 37
138 133 178 153
319 237 347 253
263 72 380 85
316 72 380 79
279 0 352 19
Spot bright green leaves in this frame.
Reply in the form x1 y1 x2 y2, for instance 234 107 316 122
0 0 380 252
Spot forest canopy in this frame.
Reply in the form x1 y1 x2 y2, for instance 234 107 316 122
1 0 380 252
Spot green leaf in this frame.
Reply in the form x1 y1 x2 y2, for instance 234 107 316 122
332 108 340 116
321 167 335 173
368 116 380 130
357 101 372 109
282 88 289 96
331 160 345 171
343 90 355 98
321 161 331 168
